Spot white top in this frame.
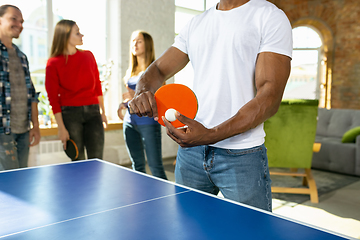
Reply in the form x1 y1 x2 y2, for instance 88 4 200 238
172 0 293 149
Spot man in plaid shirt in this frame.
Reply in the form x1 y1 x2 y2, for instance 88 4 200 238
0 5 40 171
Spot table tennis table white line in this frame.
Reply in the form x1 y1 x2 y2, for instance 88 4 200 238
0 189 192 239
1 159 354 239
100 159 354 240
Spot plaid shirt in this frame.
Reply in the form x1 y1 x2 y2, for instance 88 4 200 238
0 40 38 135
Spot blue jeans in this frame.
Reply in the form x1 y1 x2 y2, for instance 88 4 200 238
61 105 104 160
0 132 30 171
123 122 167 180
175 144 272 211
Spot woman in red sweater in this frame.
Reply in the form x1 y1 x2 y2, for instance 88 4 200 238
45 19 107 160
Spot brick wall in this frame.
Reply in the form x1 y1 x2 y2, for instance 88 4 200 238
269 0 360 109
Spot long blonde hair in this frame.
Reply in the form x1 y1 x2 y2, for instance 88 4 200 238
50 19 76 58
124 30 155 81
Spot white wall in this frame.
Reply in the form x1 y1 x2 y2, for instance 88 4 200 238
106 0 178 165
106 0 176 120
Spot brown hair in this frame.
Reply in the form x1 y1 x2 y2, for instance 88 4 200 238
50 19 76 57
124 30 155 81
0 5 21 17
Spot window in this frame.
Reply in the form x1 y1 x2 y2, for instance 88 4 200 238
52 0 106 64
283 26 323 100
175 0 205 12
175 0 218 12
2 0 107 127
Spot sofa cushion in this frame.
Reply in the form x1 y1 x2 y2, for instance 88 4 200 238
342 126 360 143
312 140 356 175
316 136 342 144
317 108 360 138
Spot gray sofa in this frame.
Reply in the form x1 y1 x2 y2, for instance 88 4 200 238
312 108 360 176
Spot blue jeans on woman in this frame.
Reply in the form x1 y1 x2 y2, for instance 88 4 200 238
175 144 272 211
123 122 167 180
61 104 104 161
0 131 30 171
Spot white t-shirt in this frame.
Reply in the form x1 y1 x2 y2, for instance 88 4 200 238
173 0 293 149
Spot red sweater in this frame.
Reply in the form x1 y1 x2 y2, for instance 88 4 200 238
45 50 103 114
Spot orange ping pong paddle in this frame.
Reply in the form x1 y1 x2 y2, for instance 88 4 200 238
155 83 198 128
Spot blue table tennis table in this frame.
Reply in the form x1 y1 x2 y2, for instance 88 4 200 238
0 159 353 240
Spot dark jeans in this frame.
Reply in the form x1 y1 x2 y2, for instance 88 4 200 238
61 104 104 161
123 122 167 180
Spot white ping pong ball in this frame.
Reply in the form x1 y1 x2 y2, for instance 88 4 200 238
165 108 177 122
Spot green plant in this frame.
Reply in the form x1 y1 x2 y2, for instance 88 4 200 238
38 92 50 115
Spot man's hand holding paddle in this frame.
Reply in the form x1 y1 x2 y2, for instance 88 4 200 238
128 90 159 121
162 111 216 148
129 82 215 148
128 47 189 121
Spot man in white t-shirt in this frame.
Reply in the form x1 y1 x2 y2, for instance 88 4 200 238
129 0 292 211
